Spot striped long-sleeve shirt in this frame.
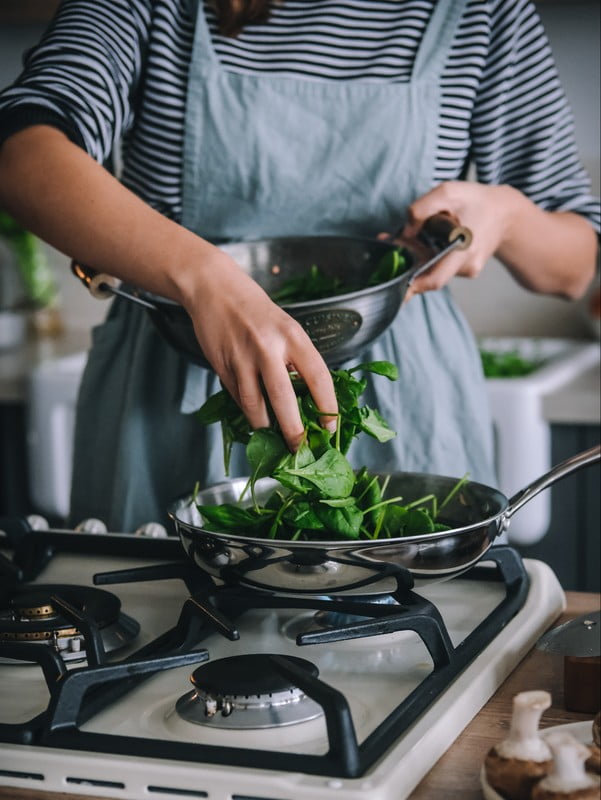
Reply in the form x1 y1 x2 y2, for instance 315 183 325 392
0 0 599 231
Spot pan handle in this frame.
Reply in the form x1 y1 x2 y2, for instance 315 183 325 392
504 444 600 521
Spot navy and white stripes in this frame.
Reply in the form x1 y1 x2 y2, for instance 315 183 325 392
0 0 598 230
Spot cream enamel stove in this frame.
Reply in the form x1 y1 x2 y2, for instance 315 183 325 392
0 517 565 800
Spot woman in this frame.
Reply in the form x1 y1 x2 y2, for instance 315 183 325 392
0 0 598 532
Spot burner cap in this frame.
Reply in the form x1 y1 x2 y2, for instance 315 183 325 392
0 584 139 661
1 585 121 640
177 654 324 729
13 591 58 619
190 653 318 697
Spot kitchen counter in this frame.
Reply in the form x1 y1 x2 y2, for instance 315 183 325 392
1 591 598 800
0 327 91 404
542 362 600 425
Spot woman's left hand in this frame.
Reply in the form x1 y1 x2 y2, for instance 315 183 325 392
395 181 510 302
393 180 597 302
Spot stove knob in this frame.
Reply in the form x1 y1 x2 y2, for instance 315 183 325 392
134 522 168 539
75 518 108 534
26 514 49 530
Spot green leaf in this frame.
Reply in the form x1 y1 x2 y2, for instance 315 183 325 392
0 213 57 307
349 361 399 381
382 504 409 537
332 370 366 411
246 429 288 482
319 497 357 507
282 501 327 531
358 406 397 442
284 448 356 498
479 349 541 378
196 390 231 424
195 503 269 532
273 443 316 494
315 503 363 538
270 263 344 304
403 508 436 535
354 467 383 525
367 248 409 286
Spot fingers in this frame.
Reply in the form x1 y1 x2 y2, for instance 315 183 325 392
288 344 339 432
403 237 488 305
211 316 337 453
257 359 307 450
260 327 338 451
226 362 271 430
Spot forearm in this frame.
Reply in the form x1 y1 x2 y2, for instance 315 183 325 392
0 125 220 308
495 185 598 300
0 125 338 447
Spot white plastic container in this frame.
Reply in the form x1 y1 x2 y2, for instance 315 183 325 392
26 351 87 520
481 337 600 546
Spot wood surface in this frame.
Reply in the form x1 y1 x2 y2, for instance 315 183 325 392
0 591 599 800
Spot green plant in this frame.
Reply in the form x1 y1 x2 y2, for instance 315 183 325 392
0 211 57 308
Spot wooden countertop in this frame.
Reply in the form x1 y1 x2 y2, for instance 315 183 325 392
1 591 598 800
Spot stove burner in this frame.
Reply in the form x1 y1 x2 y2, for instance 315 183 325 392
0 584 140 662
176 654 325 729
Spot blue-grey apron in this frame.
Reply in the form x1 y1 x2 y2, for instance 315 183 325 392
70 0 495 533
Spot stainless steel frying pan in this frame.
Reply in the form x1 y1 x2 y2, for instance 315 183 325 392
169 445 600 595
71 214 471 368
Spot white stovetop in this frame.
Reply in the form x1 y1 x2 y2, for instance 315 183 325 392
0 553 565 800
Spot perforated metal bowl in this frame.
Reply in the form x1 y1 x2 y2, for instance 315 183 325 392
72 215 471 367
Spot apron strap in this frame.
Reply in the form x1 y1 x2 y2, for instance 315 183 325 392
412 0 470 81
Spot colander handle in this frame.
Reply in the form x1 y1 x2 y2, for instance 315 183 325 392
71 261 158 310
395 213 473 291
418 212 472 251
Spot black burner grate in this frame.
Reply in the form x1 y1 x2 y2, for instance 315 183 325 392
0 528 529 779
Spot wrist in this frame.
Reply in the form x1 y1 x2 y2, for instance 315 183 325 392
163 230 235 311
495 184 529 251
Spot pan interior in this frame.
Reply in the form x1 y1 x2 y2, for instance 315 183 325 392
171 472 507 544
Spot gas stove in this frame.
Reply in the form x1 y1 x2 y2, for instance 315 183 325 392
0 519 565 800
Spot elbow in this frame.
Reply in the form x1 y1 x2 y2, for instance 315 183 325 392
562 256 599 302
555 232 599 301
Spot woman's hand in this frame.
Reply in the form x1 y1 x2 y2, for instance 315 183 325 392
176 250 338 451
396 181 597 302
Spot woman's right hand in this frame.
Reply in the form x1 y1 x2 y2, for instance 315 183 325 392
176 247 338 451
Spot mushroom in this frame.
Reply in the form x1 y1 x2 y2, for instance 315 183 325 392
531 731 600 799
484 690 553 800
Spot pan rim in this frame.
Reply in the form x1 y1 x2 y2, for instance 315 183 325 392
168 471 508 549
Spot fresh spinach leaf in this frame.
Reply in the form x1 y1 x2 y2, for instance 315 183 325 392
357 406 396 442
315 502 363 539
247 428 288 482
283 448 356 499
194 358 466 542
